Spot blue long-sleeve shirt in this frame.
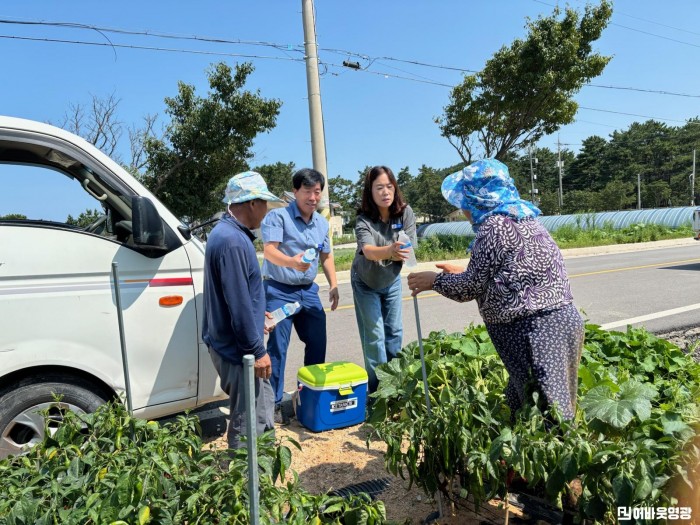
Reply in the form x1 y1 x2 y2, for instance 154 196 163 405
202 214 266 363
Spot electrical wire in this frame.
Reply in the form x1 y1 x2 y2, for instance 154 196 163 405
0 34 306 63
3 17 699 98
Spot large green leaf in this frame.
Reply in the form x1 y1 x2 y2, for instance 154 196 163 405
580 380 657 428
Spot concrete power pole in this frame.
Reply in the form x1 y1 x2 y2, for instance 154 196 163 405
557 135 564 210
528 147 538 206
301 0 331 220
691 148 696 206
637 173 641 209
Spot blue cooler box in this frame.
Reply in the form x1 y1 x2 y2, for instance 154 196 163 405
296 361 368 432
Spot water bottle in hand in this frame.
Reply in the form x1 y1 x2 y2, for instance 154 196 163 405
265 301 300 329
301 248 317 264
397 230 417 267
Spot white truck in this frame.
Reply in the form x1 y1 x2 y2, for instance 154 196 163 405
0 116 226 458
694 207 700 240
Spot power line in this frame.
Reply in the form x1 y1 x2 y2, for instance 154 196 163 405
4 19 700 129
587 84 700 99
578 106 692 124
531 0 700 49
324 62 453 87
613 10 700 38
4 17 699 99
0 18 304 55
610 22 700 49
0 34 306 63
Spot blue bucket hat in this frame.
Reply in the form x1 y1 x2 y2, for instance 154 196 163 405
222 171 283 205
441 159 540 228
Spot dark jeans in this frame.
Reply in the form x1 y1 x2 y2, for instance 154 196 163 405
264 280 327 404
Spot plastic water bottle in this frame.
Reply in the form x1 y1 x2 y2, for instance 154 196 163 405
301 248 317 263
265 301 300 329
397 230 417 267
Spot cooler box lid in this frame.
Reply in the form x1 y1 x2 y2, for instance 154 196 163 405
297 361 368 390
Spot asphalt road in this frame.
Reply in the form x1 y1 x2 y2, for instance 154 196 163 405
281 239 700 393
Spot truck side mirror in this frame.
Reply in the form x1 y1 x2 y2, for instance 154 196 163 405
132 196 165 248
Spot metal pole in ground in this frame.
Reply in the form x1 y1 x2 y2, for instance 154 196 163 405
111 262 133 415
412 296 444 518
243 355 260 525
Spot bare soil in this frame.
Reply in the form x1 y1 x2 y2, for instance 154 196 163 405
208 418 521 524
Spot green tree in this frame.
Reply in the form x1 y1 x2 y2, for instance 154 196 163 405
0 213 27 220
66 209 102 228
562 190 599 214
396 166 419 208
438 1 612 163
598 180 635 211
411 165 455 222
141 62 281 222
642 180 671 209
567 136 609 191
328 175 359 213
254 161 295 198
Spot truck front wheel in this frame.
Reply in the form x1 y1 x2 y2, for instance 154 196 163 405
0 378 110 459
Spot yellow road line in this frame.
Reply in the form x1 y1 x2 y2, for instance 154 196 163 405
568 257 700 278
326 257 700 312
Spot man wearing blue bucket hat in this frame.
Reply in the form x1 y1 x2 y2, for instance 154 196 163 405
407 159 584 421
202 170 283 449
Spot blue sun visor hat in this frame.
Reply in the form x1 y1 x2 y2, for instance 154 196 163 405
222 171 283 205
441 158 540 227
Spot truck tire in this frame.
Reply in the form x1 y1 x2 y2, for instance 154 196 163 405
0 378 110 459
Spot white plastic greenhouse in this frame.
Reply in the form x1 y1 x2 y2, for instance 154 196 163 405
417 206 699 238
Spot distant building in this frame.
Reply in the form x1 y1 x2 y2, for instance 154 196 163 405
445 209 466 222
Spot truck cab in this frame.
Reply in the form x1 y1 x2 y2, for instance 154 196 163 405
0 116 225 458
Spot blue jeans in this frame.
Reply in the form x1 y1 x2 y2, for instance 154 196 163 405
265 280 327 404
351 274 403 394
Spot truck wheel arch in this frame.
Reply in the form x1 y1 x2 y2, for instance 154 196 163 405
0 369 116 459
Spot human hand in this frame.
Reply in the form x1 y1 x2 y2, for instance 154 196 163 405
328 287 339 311
263 311 275 334
254 353 272 379
291 252 312 272
387 241 409 262
407 271 437 297
435 263 463 274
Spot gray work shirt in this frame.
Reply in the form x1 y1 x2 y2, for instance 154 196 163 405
351 205 417 290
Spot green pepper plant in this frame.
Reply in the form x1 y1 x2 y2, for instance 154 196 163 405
0 401 387 525
367 325 700 524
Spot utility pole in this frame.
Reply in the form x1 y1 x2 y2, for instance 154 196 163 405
637 173 641 209
557 135 564 211
691 148 696 206
528 146 538 206
301 0 331 220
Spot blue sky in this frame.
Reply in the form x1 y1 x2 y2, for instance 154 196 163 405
2 1 700 220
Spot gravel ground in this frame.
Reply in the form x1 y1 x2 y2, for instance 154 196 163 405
656 325 700 361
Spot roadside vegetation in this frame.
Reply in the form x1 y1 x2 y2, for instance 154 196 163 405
329 222 694 272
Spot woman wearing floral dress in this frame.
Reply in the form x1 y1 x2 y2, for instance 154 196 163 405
407 159 584 420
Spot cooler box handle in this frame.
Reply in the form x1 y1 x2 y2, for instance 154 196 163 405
338 385 354 396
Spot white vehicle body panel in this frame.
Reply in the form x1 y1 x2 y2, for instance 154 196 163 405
0 116 224 423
